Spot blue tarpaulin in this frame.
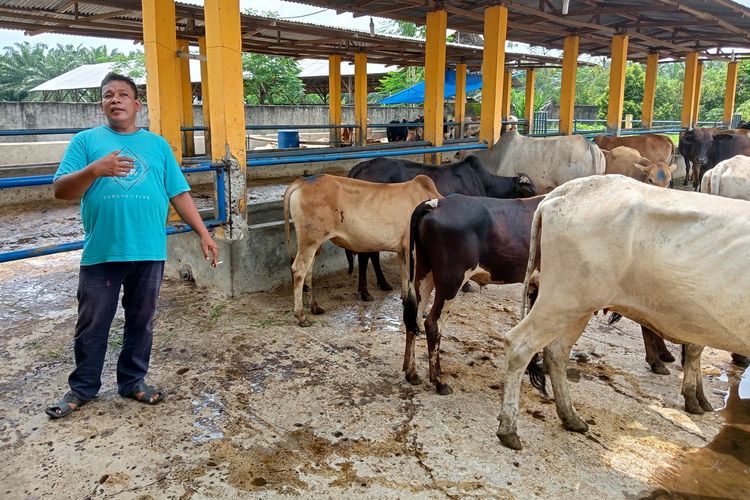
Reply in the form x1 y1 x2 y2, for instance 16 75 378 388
378 69 484 105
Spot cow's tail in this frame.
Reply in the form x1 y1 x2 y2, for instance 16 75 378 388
521 199 548 397
404 199 436 335
283 181 298 263
589 140 607 176
668 138 676 166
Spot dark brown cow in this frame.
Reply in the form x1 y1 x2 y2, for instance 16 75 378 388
687 128 750 189
347 156 537 301
402 194 545 394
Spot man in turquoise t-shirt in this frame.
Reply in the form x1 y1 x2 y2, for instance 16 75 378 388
45 73 219 419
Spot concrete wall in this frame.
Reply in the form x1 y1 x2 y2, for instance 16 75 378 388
0 102 425 143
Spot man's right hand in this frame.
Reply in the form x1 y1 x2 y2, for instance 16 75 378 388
90 150 135 177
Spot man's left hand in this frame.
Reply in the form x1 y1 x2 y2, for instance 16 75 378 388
201 234 220 267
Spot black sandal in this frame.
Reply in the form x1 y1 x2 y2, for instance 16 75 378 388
45 391 85 419
125 381 165 405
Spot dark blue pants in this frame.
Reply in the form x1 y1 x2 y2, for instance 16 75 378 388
68 261 164 401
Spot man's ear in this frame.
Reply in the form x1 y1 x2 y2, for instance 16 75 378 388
134 98 142 111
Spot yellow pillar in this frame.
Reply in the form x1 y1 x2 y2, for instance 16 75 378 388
681 52 699 128
641 51 658 129
724 61 739 127
204 0 247 229
606 34 628 136
142 0 182 162
354 52 367 147
501 69 512 120
559 35 579 135
455 63 467 139
328 55 342 147
691 61 704 127
198 35 210 156
177 38 195 157
423 9 447 164
479 5 508 146
524 68 536 134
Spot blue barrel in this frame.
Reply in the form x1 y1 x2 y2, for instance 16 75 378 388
278 130 300 148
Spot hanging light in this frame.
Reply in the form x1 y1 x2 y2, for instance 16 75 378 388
369 17 375 35
562 0 570 15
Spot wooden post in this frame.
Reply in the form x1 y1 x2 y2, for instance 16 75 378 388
328 55 342 146
681 52 699 129
606 34 628 136
641 51 658 129
423 9 447 164
524 68 535 134
723 61 739 127
354 52 367 147
479 5 508 146
559 35 580 135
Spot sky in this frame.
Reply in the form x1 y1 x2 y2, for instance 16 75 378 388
0 1 381 54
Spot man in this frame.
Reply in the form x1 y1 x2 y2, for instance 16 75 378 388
45 73 219 418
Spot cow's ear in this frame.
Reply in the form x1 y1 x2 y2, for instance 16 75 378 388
637 156 651 167
669 163 678 173
633 163 651 172
714 133 734 143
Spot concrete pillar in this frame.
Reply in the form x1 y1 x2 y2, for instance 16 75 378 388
354 52 367 147
691 61 704 127
559 35 579 135
204 0 247 254
606 34 628 136
479 5 508 146
423 9 447 164
198 35 211 157
177 38 195 156
723 61 739 127
681 52 700 129
524 68 536 134
501 69 512 120
328 55 342 147
641 51 658 129
455 63 467 139
142 0 182 161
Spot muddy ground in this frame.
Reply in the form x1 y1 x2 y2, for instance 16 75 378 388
1 178 749 499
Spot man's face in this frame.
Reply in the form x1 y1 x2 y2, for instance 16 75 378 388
101 80 141 128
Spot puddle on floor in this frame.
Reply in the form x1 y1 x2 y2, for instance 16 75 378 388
648 365 750 499
192 392 226 444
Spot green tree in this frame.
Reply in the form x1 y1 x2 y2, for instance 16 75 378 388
242 52 303 104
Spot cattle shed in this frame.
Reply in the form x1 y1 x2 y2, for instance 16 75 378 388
1 0 750 295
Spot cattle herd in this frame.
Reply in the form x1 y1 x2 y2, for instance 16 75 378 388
282 126 750 450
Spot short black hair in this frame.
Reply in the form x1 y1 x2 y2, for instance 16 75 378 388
100 72 138 99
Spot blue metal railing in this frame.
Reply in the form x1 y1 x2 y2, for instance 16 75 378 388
0 162 227 264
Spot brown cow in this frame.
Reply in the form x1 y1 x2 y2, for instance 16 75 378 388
283 174 441 327
593 133 675 164
602 146 676 187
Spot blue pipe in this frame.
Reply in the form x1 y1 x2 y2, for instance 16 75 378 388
216 169 226 224
0 219 224 264
246 143 487 167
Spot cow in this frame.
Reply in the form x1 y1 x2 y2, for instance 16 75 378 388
678 129 696 186
472 130 606 193
701 154 750 200
738 121 750 130
495 175 750 450
602 146 676 187
386 119 409 143
283 174 441 327
402 194 545 395
347 156 538 301
593 133 675 164
686 127 750 189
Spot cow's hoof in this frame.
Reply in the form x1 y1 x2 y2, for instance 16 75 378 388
731 353 750 367
496 431 523 450
684 398 706 415
461 282 476 293
298 318 313 327
659 352 676 363
436 382 454 395
310 304 325 315
378 282 393 292
650 362 671 376
698 396 714 413
360 291 374 302
405 372 422 386
563 417 589 433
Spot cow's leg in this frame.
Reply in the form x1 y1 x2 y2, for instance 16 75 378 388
731 353 750 367
424 289 457 395
291 248 318 327
641 326 671 375
304 266 325 316
496 307 587 450
683 159 691 186
370 252 393 292
357 253 374 301
543 315 593 433
403 269 434 386
681 343 713 414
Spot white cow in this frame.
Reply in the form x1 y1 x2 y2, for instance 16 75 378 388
496 175 750 450
472 130 606 193
700 154 750 200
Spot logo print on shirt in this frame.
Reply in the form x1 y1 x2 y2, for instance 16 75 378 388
112 146 149 191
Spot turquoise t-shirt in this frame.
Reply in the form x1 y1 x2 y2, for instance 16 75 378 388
54 125 190 265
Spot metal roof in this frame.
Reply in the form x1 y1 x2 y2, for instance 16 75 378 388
0 1 579 69
289 0 750 61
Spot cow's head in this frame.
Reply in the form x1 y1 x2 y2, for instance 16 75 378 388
690 128 714 169
514 173 538 198
633 159 676 188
